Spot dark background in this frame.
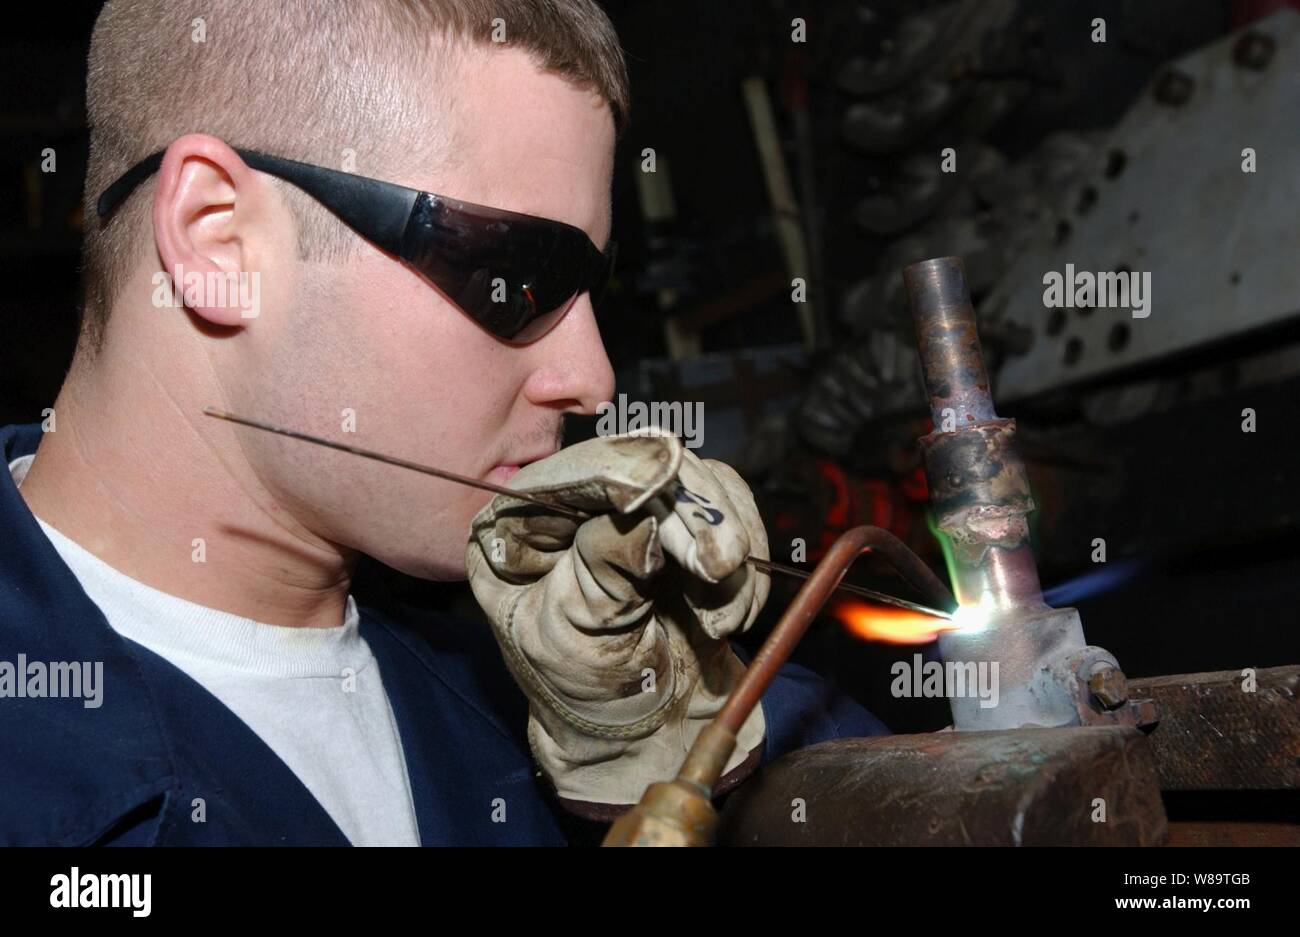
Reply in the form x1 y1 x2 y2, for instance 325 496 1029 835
3 0 1299 734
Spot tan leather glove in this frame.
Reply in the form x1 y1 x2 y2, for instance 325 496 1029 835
465 433 769 815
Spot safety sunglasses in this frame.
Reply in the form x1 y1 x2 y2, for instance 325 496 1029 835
96 148 617 343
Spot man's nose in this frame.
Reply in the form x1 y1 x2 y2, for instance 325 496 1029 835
521 295 615 413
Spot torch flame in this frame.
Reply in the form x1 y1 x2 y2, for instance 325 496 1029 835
834 598 961 645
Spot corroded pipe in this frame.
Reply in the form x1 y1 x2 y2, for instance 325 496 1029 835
904 256 1116 732
905 256 1044 612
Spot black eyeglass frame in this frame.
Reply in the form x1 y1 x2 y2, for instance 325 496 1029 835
96 148 617 343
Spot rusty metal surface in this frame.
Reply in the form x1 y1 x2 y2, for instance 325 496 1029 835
1053 646 1159 731
1164 788 1300 845
1129 665 1300 790
718 727 1168 846
1089 663 1130 709
1167 821 1300 847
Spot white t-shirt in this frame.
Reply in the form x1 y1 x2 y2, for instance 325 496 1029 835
9 454 421 847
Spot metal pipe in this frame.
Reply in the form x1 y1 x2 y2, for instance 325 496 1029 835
948 542 1044 611
904 257 1044 613
905 257 998 425
906 257 1072 730
902 256 1157 733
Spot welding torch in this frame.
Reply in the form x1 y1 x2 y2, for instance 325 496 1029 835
202 407 955 620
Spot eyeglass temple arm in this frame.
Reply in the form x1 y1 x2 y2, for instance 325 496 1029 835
95 152 165 219
96 149 421 257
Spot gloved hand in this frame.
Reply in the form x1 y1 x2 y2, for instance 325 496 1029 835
465 432 770 813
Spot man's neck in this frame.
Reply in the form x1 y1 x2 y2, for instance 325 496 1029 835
17 349 354 629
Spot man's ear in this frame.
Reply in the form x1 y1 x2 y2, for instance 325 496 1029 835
151 134 275 327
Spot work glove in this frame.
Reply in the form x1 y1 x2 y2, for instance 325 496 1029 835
465 432 770 815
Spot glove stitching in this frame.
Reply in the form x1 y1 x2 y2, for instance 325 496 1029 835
496 588 681 741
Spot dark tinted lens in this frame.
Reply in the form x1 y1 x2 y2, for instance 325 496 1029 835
505 240 616 342
403 193 590 341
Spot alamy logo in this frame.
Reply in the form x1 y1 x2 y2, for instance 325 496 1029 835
891 654 999 709
1042 264 1150 318
152 263 261 318
50 868 151 917
0 655 103 708
595 394 704 449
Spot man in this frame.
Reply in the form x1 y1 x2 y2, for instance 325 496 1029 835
0 0 885 846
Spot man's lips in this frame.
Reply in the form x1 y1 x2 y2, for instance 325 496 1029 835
487 464 522 484
486 450 557 484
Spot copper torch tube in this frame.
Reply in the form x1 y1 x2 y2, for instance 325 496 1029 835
603 525 954 845
720 526 950 736
677 526 954 791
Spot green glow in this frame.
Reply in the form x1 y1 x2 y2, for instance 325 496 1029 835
926 511 992 631
926 510 959 597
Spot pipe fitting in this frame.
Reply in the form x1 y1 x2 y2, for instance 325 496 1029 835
904 257 1157 731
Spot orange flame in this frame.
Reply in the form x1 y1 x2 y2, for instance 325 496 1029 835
833 598 960 645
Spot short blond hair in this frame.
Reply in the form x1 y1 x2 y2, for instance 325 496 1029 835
80 0 629 352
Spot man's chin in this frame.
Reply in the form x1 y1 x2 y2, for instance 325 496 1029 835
374 549 469 583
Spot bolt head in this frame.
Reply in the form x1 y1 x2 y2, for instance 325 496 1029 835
1088 664 1129 709
1153 69 1194 106
1233 31 1274 70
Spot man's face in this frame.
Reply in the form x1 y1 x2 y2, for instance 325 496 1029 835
231 46 616 579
